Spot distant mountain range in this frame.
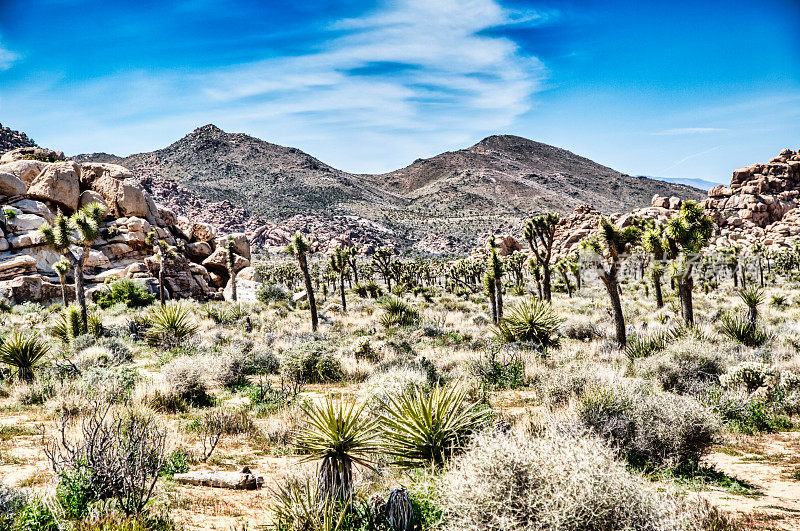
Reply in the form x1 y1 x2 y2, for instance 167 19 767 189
639 175 724 191
4 123 705 251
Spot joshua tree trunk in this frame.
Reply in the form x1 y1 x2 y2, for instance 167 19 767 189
58 273 68 307
485 274 497 324
653 276 663 308
339 272 346 312
758 257 764 287
229 272 237 302
74 258 87 332
494 277 503 320
158 260 166 305
747 305 757 326
533 267 542 299
542 265 552 302
560 269 572 297
299 254 318 332
602 273 626 348
678 275 694 325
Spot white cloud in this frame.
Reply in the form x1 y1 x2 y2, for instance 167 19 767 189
651 127 727 136
0 0 546 172
0 41 18 71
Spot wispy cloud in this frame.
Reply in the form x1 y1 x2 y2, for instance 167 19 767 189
0 0 547 173
651 127 727 136
0 39 18 71
658 145 723 173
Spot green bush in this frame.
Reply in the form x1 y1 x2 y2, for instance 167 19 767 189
12 498 57 531
56 467 95 519
161 448 191 477
492 299 560 348
380 298 420 329
0 483 26 529
467 345 526 390
256 284 291 304
280 342 342 384
93 279 155 310
720 362 774 393
578 384 719 469
706 387 793 434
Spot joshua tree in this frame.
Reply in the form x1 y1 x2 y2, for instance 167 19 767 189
529 258 543 299
330 247 349 312
663 201 714 324
52 257 70 307
581 217 641 348
145 230 177 306
372 247 396 291
721 244 743 288
641 221 668 308
484 271 497 323
750 242 765 287
524 213 560 302
487 238 504 320
288 232 318 332
226 235 238 302
346 245 359 285
738 285 764 326
555 258 572 297
40 202 105 331
505 251 526 293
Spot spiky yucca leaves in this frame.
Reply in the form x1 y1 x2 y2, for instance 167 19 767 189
386 488 417 531
738 285 765 325
380 297 420 329
270 476 348 531
296 397 379 503
0 331 49 382
146 304 198 347
719 312 769 347
53 306 84 344
380 384 490 469
493 299 561 349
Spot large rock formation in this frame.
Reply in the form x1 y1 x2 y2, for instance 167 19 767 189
0 157 249 304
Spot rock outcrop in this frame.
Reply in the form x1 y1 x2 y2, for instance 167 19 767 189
0 156 249 304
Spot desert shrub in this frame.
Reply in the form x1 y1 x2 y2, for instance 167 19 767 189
720 362 774 393
146 304 198 348
578 384 719 469
242 381 293 415
14 374 57 405
162 356 212 407
93 279 155 310
380 297 420 329
0 483 26 528
80 366 139 399
531 369 592 407
245 348 280 375
380 383 490 469
362 366 430 413
467 344 526 390
98 337 133 365
641 341 726 394
492 299 560 349
439 430 705 531
52 307 84 344
706 387 792 434
561 316 602 341
256 284 290 304
353 337 381 363
208 352 249 388
161 448 191 477
280 342 342 384
46 400 167 517
719 312 769 346
12 497 58 531
270 475 350 531
624 326 684 362
200 303 251 326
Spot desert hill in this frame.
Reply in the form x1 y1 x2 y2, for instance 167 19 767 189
63 125 705 252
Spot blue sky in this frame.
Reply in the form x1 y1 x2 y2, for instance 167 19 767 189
0 0 798 183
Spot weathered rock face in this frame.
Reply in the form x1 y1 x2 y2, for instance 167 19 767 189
0 155 251 305
27 161 81 211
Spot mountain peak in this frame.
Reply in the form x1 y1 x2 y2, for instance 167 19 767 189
472 134 543 150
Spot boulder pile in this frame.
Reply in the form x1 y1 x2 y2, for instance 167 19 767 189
0 150 250 304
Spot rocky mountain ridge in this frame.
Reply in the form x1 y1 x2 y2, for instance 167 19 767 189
71 125 703 254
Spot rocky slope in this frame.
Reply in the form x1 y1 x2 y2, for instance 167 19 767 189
73 126 702 254
0 147 255 304
0 123 37 154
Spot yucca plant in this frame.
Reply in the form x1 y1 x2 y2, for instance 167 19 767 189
52 306 84 344
380 297 420 329
380 383 490 469
270 476 348 531
146 304 198 347
0 331 50 382
624 326 684 363
719 312 769 347
295 397 379 503
492 298 561 349
738 285 765 325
